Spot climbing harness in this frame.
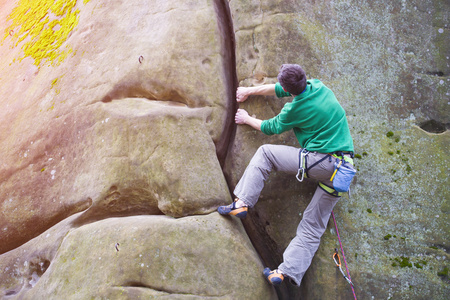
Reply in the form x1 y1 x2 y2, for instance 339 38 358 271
297 150 356 189
330 151 354 164
331 211 357 300
297 150 334 182
296 149 309 182
304 153 331 178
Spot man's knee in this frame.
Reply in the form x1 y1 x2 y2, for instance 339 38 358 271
256 144 275 157
250 145 275 170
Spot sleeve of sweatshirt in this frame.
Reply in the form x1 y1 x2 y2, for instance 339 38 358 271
275 82 291 98
261 104 296 135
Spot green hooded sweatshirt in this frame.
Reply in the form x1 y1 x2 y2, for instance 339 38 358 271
261 80 354 153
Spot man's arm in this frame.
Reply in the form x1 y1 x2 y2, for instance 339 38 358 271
235 108 262 131
236 84 276 102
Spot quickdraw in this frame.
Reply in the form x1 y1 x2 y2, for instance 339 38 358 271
333 248 353 286
331 211 357 300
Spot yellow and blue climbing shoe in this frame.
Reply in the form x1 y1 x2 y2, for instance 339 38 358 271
263 268 284 285
217 199 248 219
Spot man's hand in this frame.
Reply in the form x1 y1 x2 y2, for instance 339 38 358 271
235 108 262 131
236 84 277 103
236 87 251 102
235 108 249 124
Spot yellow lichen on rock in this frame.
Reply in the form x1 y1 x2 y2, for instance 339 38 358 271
2 0 90 66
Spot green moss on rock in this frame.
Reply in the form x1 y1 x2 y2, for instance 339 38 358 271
437 266 448 278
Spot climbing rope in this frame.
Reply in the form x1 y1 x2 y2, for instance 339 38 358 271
331 211 357 300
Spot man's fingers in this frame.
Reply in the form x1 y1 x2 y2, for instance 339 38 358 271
236 87 248 102
235 109 249 124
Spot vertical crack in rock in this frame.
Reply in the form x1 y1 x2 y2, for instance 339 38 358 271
213 0 238 167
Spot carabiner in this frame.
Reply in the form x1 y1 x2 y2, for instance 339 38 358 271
296 149 309 182
296 168 304 182
333 249 354 286
333 249 341 267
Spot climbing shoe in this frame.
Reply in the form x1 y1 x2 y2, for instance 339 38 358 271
217 199 248 219
263 268 284 285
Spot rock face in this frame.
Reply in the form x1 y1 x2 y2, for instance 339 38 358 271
226 0 449 299
0 0 448 299
0 0 237 252
1 213 273 299
0 0 272 298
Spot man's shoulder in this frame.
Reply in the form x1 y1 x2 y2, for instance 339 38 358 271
308 79 322 84
308 79 327 89
308 79 337 96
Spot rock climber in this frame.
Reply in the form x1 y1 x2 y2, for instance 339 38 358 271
218 64 355 287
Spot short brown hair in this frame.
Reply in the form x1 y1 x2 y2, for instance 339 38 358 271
277 64 306 95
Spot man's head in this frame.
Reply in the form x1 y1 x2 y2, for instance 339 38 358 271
277 64 306 95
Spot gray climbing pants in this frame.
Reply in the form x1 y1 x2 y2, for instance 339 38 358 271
234 144 341 286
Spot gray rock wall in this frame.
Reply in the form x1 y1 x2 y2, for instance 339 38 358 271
226 0 449 299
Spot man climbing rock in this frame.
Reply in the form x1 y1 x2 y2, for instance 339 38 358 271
218 64 355 287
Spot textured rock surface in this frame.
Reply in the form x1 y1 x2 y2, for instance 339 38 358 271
0 0 235 253
0 0 449 299
226 0 449 299
0 213 275 299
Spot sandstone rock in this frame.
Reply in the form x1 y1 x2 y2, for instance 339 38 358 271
0 213 80 298
0 213 276 299
0 0 234 254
